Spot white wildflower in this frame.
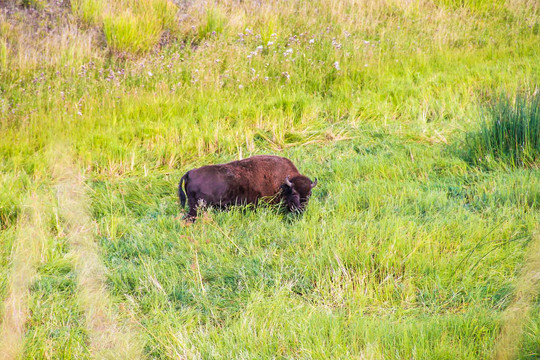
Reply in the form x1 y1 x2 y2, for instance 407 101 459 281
333 61 340 71
309 38 315 44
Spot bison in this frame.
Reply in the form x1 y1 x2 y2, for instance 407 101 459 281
178 155 317 220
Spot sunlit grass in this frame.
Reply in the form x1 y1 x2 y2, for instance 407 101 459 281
71 0 106 26
0 0 539 358
102 0 177 54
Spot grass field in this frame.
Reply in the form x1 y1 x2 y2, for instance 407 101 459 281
0 0 539 358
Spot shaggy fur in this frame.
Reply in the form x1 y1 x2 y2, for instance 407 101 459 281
178 155 317 220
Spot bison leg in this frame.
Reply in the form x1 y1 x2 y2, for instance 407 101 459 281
185 198 208 222
184 199 198 222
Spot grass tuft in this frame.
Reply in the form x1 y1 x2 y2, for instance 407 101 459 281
71 0 106 27
197 7 227 40
102 0 177 54
104 10 161 54
465 89 540 168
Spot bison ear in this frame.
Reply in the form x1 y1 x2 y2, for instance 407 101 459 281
284 176 293 188
311 178 318 188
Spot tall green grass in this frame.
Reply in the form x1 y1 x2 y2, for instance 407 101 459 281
196 7 227 40
74 0 178 54
466 90 540 168
71 0 106 26
103 9 163 54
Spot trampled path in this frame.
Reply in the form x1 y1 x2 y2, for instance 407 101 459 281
0 195 48 359
493 230 540 360
53 155 143 359
0 152 142 359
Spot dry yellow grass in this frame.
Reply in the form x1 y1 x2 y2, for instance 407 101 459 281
493 230 540 360
0 5 101 74
0 194 49 360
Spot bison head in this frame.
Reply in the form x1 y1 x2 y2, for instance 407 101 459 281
281 175 317 213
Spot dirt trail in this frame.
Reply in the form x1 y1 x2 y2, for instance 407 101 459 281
54 156 143 359
0 195 48 360
493 230 540 360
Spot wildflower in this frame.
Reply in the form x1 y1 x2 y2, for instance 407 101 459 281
264 76 269 81
267 41 274 46
309 38 315 44
363 40 370 44
364 64 368 67
77 111 82 116
282 72 290 80
333 61 340 71
283 48 293 56
256 45 263 51
148 71 153 76
239 84 244 89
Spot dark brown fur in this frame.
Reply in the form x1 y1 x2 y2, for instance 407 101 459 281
178 155 317 220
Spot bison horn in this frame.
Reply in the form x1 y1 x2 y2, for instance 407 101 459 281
311 178 318 188
284 176 293 187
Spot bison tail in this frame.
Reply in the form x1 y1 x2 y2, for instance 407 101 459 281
178 172 189 208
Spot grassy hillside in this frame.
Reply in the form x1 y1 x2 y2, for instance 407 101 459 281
0 0 539 358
